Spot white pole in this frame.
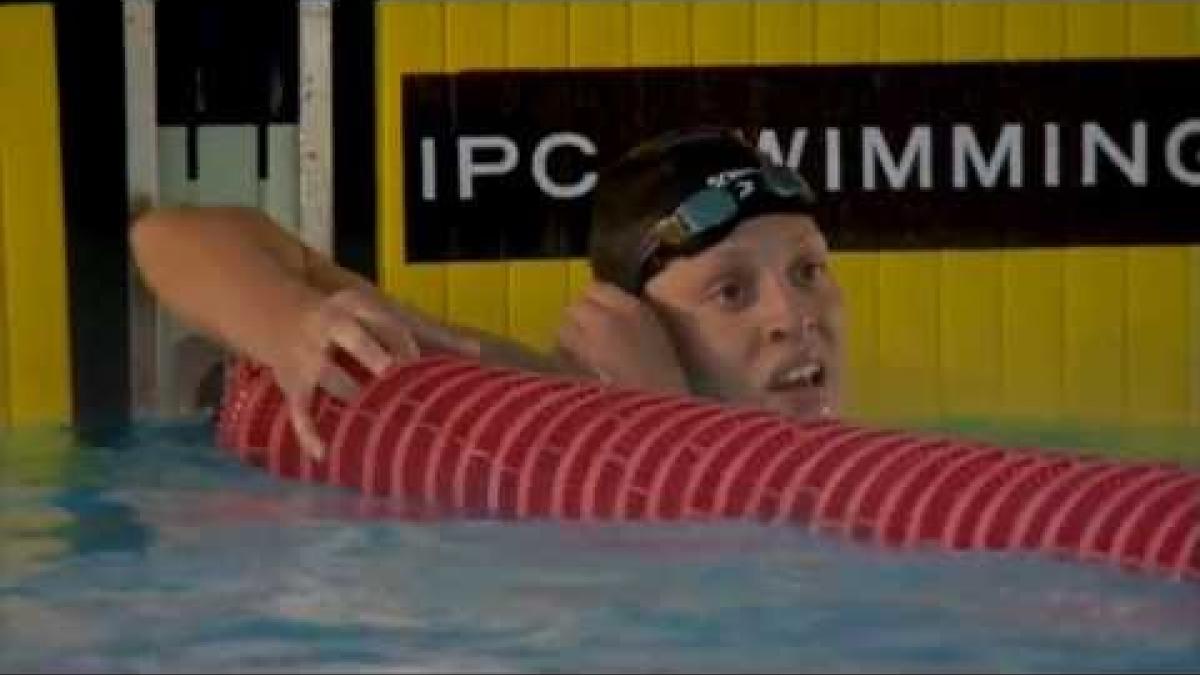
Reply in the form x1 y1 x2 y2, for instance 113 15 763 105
298 0 334 254
123 0 163 416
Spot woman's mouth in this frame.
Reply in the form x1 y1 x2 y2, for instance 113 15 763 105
767 361 826 391
765 360 834 418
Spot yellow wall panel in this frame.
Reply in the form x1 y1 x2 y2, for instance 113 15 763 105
510 260 569 351
692 2 754 66
1062 4 1127 427
1126 2 1198 427
942 2 1004 59
1194 242 1200 428
833 254 880 420
377 2 447 320
1130 2 1194 56
631 2 692 66
0 4 71 426
1003 2 1066 60
507 2 570 350
940 253 1003 420
508 2 568 66
443 2 510 337
1065 2 1128 57
754 1 815 64
878 253 942 422
1000 3 1065 422
939 3 1004 422
876 4 942 422
1002 251 1064 422
568 0 629 68
879 2 941 63
1126 248 1190 426
1063 248 1126 424
567 261 593 303
814 1 879 63
0 152 9 425
567 1 628 302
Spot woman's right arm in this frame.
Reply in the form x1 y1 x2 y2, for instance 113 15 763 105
132 206 567 371
131 207 478 456
130 206 343 366
130 207 569 455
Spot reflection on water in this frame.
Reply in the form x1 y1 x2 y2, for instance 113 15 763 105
1 420 1197 673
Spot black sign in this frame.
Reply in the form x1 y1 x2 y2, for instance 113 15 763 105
401 59 1200 262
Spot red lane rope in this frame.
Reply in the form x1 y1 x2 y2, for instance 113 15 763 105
218 357 1199 581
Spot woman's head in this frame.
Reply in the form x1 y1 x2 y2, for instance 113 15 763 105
589 128 844 419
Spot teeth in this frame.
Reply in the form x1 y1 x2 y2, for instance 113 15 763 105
780 363 821 386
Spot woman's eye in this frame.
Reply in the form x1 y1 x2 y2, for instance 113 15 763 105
712 281 747 308
791 261 826 286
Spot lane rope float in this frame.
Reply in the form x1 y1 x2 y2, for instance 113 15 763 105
218 356 1199 581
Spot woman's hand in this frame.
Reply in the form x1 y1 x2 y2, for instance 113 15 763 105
270 286 480 459
128 206 483 459
556 282 688 396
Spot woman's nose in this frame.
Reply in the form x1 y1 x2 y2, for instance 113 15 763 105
762 282 818 344
766 313 817 344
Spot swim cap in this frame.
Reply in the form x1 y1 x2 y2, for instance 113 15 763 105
588 127 817 294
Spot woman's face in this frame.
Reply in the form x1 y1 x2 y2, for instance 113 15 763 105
644 214 844 420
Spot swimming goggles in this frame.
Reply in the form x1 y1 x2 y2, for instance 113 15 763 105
634 163 816 292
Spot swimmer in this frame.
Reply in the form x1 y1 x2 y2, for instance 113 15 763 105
131 128 844 457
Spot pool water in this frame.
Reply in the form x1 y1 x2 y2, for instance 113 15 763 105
2 420 1198 673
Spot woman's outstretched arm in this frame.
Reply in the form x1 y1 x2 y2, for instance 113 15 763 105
129 206 561 454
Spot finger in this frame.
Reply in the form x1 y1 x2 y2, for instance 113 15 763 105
555 319 585 357
552 333 594 379
570 296 621 336
563 309 624 364
318 363 361 401
585 282 642 313
346 297 476 359
408 319 481 358
288 397 325 460
329 320 395 376
563 298 604 331
372 320 422 363
561 303 585 331
555 323 609 382
382 302 480 357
